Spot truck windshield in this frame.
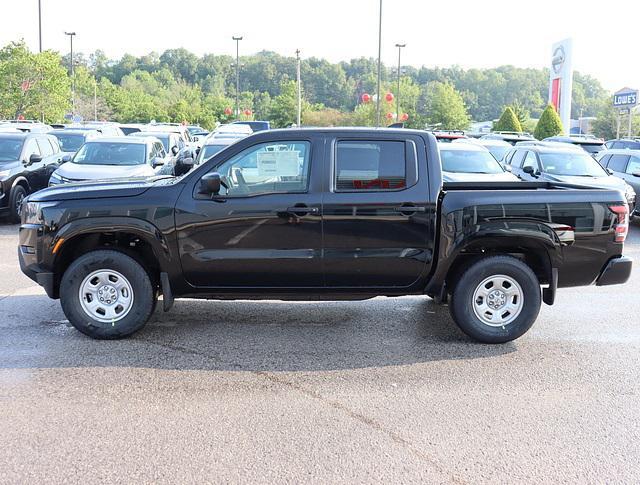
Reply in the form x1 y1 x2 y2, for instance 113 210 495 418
0 138 23 162
440 149 505 174
73 142 147 166
540 152 608 177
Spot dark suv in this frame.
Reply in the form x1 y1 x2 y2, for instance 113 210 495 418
0 132 62 222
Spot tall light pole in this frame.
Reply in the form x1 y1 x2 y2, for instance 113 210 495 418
395 43 405 121
296 49 302 126
375 0 383 127
38 0 42 52
64 31 76 115
232 35 243 119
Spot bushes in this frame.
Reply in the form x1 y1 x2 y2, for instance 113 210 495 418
534 105 564 139
493 107 522 132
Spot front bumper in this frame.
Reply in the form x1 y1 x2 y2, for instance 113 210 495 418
18 223 57 298
595 256 633 286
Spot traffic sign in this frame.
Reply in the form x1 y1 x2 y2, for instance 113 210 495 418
613 87 638 108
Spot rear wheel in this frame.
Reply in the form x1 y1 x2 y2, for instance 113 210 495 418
449 256 541 343
60 250 156 339
8 185 27 223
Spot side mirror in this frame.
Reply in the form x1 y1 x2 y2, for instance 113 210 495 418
522 166 536 176
171 146 179 156
61 154 72 163
632 172 640 178
199 172 221 196
152 157 165 167
503 163 512 172
606 168 614 175
27 153 42 165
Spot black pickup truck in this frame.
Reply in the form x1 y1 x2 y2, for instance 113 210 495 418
18 128 632 343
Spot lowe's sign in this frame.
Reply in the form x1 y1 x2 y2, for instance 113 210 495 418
613 88 638 108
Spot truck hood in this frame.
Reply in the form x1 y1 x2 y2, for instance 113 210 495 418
442 171 519 182
55 162 155 181
28 177 167 202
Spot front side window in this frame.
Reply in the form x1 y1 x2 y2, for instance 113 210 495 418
626 156 640 175
73 142 147 166
22 138 41 159
335 140 406 191
211 141 310 197
522 151 539 171
37 138 54 157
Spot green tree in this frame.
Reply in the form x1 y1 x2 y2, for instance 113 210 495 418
269 80 309 128
0 41 70 122
493 107 523 132
423 81 470 130
534 105 564 139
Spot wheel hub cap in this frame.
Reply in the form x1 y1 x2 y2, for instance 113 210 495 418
79 269 134 323
472 274 524 327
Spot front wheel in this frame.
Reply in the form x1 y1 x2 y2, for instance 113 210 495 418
8 185 27 223
60 250 156 339
449 256 541 344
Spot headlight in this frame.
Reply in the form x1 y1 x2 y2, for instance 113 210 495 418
625 184 636 204
48 172 65 185
22 201 58 224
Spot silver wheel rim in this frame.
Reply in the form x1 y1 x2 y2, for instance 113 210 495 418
472 274 524 327
15 191 24 217
78 269 134 323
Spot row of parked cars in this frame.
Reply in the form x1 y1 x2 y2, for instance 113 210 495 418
0 119 262 222
431 130 639 216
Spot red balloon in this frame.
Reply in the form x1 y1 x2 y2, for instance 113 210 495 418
385 112 394 120
385 92 394 103
224 107 233 116
17 114 25 121
400 113 409 121
243 109 252 116
361 93 371 103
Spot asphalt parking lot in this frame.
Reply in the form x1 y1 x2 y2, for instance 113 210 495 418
1 220 640 484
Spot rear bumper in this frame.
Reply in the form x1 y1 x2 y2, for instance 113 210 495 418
595 256 633 286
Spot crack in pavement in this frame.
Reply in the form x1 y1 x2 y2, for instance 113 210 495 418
141 337 467 484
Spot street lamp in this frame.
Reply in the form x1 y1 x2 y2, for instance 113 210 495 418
64 31 76 115
395 43 406 121
232 35 243 119
375 0 382 127
296 49 301 126
38 0 42 52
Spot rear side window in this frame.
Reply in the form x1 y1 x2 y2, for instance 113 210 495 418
608 154 630 173
626 156 640 175
37 137 54 156
335 140 408 191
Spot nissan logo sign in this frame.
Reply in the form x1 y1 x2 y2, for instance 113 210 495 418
552 46 565 74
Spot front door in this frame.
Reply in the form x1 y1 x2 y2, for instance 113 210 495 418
321 135 433 288
175 137 324 288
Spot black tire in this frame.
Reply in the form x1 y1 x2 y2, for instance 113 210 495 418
8 185 27 224
449 256 541 344
60 250 156 339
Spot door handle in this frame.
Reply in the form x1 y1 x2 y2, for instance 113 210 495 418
394 205 426 214
286 205 319 215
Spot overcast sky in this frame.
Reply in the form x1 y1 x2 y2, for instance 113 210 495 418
3 0 639 93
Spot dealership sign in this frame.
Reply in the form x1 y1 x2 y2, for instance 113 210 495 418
548 38 573 135
613 88 638 108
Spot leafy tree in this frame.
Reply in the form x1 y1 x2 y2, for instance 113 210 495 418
0 41 70 122
493 107 523 132
511 100 530 128
423 81 470 130
269 80 309 128
534 105 564 139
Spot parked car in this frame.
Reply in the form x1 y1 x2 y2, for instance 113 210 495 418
604 139 640 150
453 138 512 163
195 137 238 164
430 130 467 143
230 120 270 132
504 144 636 207
19 128 631 344
48 137 184 185
439 143 519 182
596 149 640 215
128 131 184 157
543 135 605 156
186 125 205 135
0 121 52 133
213 123 253 137
481 131 536 145
0 132 62 222
49 129 101 157
66 123 124 137
119 124 145 136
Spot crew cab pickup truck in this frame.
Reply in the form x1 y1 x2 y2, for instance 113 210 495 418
18 128 632 343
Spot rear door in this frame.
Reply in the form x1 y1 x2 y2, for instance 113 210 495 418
321 133 433 288
175 134 324 288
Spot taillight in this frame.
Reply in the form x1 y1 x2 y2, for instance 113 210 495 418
609 204 629 243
